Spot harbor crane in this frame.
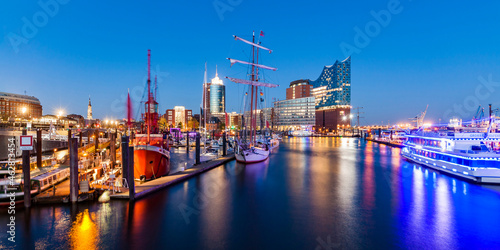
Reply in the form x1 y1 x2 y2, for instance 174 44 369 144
473 106 485 125
410 105 428 128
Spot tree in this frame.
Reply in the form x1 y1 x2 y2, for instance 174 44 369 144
158 117 168 131
177 122 183 129
219 122 225 131
188 118 199 131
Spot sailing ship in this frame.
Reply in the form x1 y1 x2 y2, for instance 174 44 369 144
227 32 279 163
132 50 171 181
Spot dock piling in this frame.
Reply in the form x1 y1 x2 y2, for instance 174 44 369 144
186 132 190 153
36 129 42 170
69 138 79 203
195 132 200 165
110 133 116 168
128 146 135 201
121 136 129 181
94 129 99 153
222 132 227 156
22 130 31 207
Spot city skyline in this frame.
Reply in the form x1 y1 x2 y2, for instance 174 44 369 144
2 1 500 125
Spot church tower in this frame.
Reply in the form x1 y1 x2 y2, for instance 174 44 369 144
87 96 93 120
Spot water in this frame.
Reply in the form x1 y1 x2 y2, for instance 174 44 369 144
1 137 500 249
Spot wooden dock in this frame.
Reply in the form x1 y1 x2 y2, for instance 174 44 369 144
366 138 404 148
110 154 235 200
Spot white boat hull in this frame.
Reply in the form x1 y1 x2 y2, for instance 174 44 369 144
235 147 269 163
402 151 500 184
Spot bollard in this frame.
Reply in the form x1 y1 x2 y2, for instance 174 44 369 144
128 146 135 201
36 129 42 170
22 130 31 207
121 136 129 181
195 132 200 165
222 132 227 156
70 138 79 202
186 132 190 153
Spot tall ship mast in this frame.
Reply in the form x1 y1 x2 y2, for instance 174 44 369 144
133 50 171 181
227 31 278 163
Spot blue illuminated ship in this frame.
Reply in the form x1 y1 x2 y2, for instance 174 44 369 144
402 118 500 184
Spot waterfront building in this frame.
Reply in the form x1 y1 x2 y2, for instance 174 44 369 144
286 79 313 100
67 114 85 127
0 92 42 119
165 106 192 129
207 116 221 132
209 68 226 121
242 108 274 130
228 112 242 129
309 56 352 132
274 97 315 131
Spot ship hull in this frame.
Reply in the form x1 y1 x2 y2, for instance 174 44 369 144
235 146 269 163
134 145 170 181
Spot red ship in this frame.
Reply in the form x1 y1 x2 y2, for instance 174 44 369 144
132 50 170 181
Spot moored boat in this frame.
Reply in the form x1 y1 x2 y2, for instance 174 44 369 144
402 118 500 183
132 50 171 181
226 32 278 164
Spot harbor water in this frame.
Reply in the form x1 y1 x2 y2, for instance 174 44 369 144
1 137 500 249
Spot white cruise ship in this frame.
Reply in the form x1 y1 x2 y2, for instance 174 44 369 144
402 120 500 183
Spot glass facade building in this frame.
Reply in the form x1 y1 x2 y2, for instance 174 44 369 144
274 97 315 131
310 56 351 110
209 72 225 116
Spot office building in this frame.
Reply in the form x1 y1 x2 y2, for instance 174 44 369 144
210 68 226 120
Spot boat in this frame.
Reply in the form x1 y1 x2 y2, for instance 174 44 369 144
268 136 279 149
401 117 500 184
291 130 313 137
0 167 69 205
227 31 278 163
370 129 406 147
132 50 171 181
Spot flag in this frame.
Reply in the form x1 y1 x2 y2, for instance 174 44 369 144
260 98 264 102
260 91 263 96
266 120 269 128
127 90 132 128
260 31 264 37
245 92 248 95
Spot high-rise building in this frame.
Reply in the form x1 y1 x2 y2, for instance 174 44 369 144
209 67 225 119
87 96 93 120
0 92 42 119
202 77 211 127
286 79 313 100
309 56 351 132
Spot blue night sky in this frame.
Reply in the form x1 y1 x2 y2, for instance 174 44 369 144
1 0 500 125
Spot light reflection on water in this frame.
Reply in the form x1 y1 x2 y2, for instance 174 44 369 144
1 137 500 249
